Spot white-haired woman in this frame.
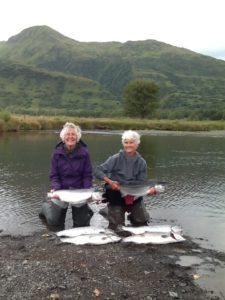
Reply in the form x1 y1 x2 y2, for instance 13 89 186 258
40 122 93 228
94 130 156 230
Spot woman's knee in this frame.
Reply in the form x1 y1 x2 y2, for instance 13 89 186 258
72 204 93 227
108 205 125 229
129 202 150 225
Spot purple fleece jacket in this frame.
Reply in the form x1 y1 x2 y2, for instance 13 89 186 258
49 141 92 190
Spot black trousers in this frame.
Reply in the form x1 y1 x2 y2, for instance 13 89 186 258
72 204 93 227
39 200 93 227
102 188 149 229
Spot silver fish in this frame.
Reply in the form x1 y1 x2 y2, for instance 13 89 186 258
121 225 183 235
60 233 121 245
122 232 185 244
120 184 150 197
120 183 165 198
56 226 113 238
47 188 95 207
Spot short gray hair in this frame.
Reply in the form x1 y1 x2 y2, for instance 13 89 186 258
60 122 82 142
122 130 140 145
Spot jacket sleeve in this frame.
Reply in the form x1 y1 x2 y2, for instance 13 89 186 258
82 152 93 188
94 154 117 180
49 153 62 190
136 160 148 183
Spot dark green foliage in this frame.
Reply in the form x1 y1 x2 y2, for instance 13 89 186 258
0 59 118 116
1 25 225 119
98 58 133 96
0 109 11 122
123 80 159 118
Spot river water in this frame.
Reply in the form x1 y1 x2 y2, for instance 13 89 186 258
0 130 225 296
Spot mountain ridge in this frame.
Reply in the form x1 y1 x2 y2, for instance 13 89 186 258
0 25 225 119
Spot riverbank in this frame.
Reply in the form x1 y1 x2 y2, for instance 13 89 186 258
2 114 225 132
0 230 224 300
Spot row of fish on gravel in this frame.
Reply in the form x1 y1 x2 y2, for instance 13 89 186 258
56 224 185 245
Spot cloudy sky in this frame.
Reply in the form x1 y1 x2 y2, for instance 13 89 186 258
1 0 224 59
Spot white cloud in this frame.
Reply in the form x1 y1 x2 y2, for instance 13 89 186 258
0 0 225 56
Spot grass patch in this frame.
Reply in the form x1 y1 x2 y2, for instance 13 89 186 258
2 114 225 132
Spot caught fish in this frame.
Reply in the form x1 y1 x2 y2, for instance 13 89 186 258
121 225 183 235
120 184 149 197
56 224 185 245
122 232 185 244
56 226 113 238
47 188 95 207
120 182 165 198
60 233 121 245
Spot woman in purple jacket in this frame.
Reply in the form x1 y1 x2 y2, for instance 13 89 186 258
40 122 93 228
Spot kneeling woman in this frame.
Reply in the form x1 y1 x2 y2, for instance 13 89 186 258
40 122 93 228
94 130 156 230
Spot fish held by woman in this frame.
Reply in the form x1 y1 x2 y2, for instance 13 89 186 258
47 188 103 207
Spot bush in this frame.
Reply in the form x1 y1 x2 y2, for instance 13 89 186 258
0 111 11 122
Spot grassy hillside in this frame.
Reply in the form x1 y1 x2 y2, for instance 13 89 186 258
0 59 117 116
0 26 133 97
1 25 225 119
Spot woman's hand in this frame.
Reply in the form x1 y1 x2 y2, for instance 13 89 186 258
50 189 60 199
148 187 157 196
109 180 120 190
103 176 120 190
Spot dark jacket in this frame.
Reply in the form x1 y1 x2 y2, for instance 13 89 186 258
49 141 92 190
95 149 147 206
94 149 147 185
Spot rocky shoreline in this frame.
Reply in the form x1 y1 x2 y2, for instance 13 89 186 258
0 230 224 300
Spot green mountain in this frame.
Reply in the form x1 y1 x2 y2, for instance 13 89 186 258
0 59 115 116
1 25 225 119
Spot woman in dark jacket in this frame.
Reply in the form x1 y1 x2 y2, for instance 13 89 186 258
50 123 92 191
40 122 93 228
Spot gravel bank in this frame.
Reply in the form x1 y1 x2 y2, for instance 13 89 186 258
0 230 224 300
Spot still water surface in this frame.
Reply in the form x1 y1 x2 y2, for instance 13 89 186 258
1 130 225 294
0 130 225 247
